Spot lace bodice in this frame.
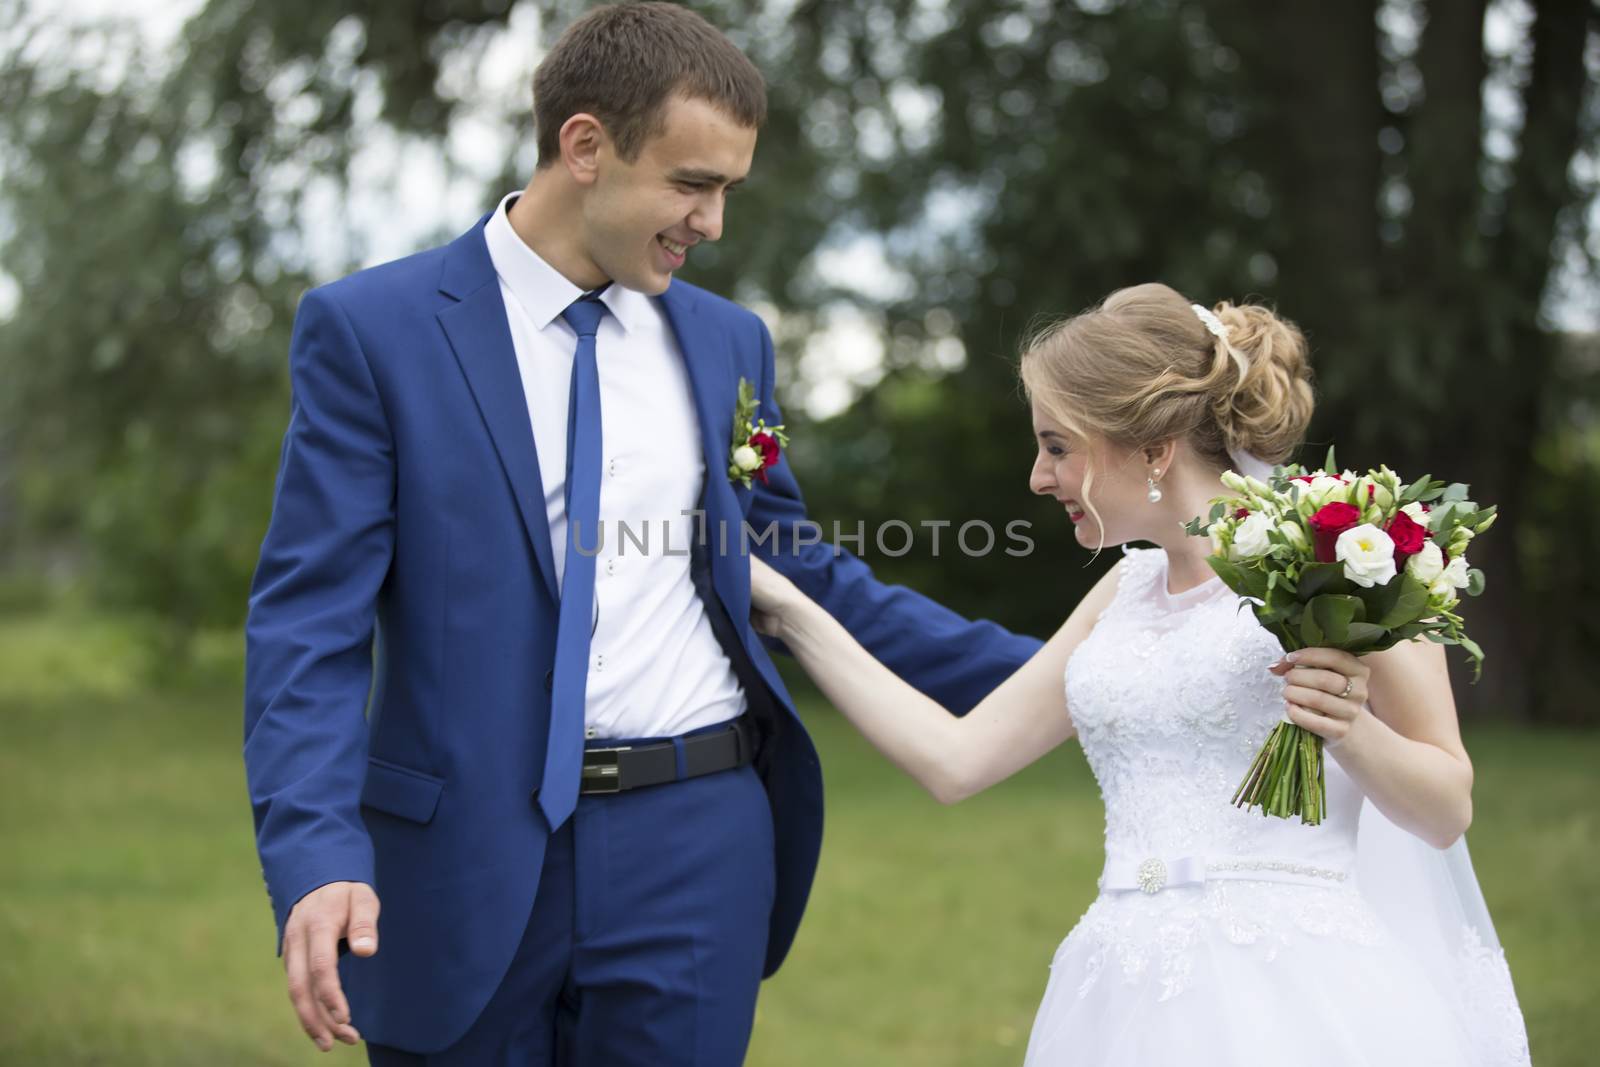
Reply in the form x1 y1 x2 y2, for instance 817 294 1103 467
1044 549 1532 1065
1066 547 1363 878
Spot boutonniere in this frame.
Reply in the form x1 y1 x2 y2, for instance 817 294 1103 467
727 377 789 488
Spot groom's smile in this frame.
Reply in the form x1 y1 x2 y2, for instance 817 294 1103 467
657 234 692 269
585 94 755 295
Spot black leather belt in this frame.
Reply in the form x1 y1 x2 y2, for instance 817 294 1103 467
579 719 755 795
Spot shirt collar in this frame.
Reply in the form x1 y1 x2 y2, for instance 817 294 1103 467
483 192 645 336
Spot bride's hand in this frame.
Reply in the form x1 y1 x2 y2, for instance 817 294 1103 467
1269 647 1373 747
749 555 803 639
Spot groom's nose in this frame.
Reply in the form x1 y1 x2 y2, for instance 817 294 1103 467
689 195 725 242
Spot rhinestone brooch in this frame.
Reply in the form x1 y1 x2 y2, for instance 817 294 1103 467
1136 857 1168 894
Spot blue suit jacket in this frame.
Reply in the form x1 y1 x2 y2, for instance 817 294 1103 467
244 217 1041 1051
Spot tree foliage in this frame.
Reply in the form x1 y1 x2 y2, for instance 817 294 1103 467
0 0 1595 718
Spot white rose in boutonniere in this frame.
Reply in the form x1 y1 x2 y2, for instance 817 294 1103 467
732 445 761 474
727 377 790 488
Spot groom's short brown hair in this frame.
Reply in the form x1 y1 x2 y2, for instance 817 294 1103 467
533 2 767 167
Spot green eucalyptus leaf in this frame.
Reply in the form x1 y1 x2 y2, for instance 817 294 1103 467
1299 609 1325 646
1390 621 1436 641
1297 562 1350 602
1458 635 1486 682
1261 571 1297 622
1372 574 1430 627
1344 621 1388 651
1236 564 1271 602
1307 594 1360 645
1206 555 1250 597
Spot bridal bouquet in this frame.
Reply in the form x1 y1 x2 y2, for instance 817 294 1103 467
1183 450 1494 824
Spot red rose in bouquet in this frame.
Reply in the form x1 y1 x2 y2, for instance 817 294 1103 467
1385 510 1428 567
1308 502 1362 563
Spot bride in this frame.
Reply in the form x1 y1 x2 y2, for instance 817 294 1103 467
749 283 1531 1065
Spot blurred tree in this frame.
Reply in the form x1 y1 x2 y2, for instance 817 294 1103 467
0 2 538 648
0 13 302 647
1219 0 1598 722
781 0 1600 722
0 0 1595 720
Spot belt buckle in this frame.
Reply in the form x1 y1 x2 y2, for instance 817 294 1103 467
581 746 629 794
1136 857 1168 894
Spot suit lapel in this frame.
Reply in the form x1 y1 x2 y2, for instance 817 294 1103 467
436 222 559 603
658 283 751 629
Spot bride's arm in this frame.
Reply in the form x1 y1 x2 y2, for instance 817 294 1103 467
752 556 1122 804
1278 640 1473 848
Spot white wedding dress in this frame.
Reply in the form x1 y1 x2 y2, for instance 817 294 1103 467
1024 547 1531 1066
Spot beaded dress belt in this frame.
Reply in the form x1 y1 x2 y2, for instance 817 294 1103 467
1101 855 1349 894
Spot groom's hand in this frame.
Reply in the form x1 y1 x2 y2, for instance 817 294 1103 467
283 880 379 1051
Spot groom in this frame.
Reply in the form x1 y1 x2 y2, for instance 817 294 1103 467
244 4 1038 1064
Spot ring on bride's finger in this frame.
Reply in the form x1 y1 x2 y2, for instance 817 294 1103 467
1340 677 1355 699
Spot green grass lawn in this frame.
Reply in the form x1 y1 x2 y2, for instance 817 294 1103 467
1 612 1596 1065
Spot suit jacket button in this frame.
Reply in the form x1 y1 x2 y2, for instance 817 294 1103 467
529 788 540 806
543 669 554 692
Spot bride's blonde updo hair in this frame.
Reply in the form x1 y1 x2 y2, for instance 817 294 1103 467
1019 282 1315 498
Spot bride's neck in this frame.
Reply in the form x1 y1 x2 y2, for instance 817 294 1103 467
1145 467 1227 594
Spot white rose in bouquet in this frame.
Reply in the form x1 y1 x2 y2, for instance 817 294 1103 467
1310 474 1349 502
1334 524 1398 588
1231 511 1277 559
1405 541 1446 583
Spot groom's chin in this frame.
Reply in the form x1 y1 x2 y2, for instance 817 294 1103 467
629 269 673 296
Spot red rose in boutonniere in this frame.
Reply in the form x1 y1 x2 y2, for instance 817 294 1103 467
728 377 790 488
750 430 781 468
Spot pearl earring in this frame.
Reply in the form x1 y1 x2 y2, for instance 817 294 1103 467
1147 470 1163 504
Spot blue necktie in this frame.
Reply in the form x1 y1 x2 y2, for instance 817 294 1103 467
539 291 610 831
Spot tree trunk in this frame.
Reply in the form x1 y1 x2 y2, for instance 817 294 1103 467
1222 1 1386 452
1401 0 1490 292
1479 0 1596 722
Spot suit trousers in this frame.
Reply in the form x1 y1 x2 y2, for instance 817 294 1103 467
367 754 776 1066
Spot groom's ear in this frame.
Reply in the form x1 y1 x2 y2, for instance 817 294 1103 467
558 112 608 185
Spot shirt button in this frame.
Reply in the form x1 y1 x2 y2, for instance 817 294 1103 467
606 559 617 576
594 653 606 672
608 458 619 477
585 726 598 740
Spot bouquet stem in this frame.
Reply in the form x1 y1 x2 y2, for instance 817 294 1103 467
1231 721 1325 825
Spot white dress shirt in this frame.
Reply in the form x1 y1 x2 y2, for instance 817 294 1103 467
483 193 747 741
